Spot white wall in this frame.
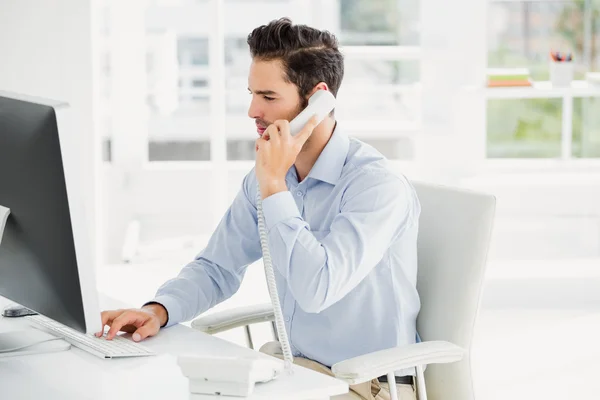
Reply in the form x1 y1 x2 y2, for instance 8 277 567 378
462 171 600 260
0 0 100 266
417 0 487 184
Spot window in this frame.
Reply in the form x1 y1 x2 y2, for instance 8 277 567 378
100 0 421 163
336 0 420 160
97 1 422 263
102 138 112 163
572 97 600 157
149 141 210 161
177 37 209 66
488 1 598 79
487 98 563 158
336 59 419 124
192 79 208 87
487 0 600 159
339 0 419 46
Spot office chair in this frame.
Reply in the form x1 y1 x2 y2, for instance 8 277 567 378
192 181 496 400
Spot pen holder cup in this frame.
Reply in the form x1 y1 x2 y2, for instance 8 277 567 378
550 61 574 87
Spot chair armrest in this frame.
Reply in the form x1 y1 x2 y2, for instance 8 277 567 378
191 303 274 335
331 341 465 385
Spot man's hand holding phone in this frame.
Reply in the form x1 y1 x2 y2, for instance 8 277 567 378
255 115 318 199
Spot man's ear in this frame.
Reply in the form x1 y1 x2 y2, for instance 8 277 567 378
308 82 330 97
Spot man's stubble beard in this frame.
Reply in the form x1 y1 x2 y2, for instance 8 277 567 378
294 98 314 150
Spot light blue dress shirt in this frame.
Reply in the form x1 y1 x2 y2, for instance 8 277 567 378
151 123 421 374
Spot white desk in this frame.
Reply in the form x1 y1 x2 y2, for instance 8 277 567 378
0 295 348 400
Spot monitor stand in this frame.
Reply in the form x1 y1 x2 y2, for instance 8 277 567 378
0 329 71 358
0 204 10 245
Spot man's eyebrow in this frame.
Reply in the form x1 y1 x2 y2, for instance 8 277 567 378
248 88 278 96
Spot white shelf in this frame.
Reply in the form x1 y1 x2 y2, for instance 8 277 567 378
483 80 600 99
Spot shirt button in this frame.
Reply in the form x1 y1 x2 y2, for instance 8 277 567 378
296 191 303 197
284 316 291 322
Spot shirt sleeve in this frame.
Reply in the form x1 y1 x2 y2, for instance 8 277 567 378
261 171 417 314
149 171 263 327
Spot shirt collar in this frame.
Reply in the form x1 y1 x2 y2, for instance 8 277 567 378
305 122 349 185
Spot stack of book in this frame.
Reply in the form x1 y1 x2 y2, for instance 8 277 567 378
486 68 532 87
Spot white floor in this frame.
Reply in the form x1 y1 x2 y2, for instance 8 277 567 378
471 260 600 399
96 257 600 400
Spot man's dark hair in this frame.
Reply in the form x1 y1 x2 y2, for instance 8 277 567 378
247 17 344 106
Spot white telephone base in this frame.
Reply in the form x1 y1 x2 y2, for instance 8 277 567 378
177 355 284 397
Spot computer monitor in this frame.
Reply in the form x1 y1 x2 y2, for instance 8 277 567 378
0 91 101 335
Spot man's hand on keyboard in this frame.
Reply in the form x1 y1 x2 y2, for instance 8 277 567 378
96 305 167 342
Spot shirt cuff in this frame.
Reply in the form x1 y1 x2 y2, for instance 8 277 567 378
261 191 301 231
144 295 181 328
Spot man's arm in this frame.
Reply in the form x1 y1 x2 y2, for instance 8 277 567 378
261 172 419 314
148 172 263 328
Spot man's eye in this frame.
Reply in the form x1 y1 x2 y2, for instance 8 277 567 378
264 96 275 101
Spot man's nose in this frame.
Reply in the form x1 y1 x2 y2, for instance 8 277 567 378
247 97 262 120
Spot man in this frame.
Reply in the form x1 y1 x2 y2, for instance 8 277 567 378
98 17 421 400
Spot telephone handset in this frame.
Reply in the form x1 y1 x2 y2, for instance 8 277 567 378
256 89 336 371
288 89 337 136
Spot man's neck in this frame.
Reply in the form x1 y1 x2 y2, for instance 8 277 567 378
294 117 336 182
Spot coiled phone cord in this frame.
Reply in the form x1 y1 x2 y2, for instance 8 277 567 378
256 184 294 373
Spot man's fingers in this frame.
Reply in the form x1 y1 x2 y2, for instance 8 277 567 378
132 322 158 342
272 120 290 142
106 312 143 340
264 123 281 145
96 310 122 337
294 115 319 145
255 137 271 153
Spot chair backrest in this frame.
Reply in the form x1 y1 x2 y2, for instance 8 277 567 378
412 181 496 400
